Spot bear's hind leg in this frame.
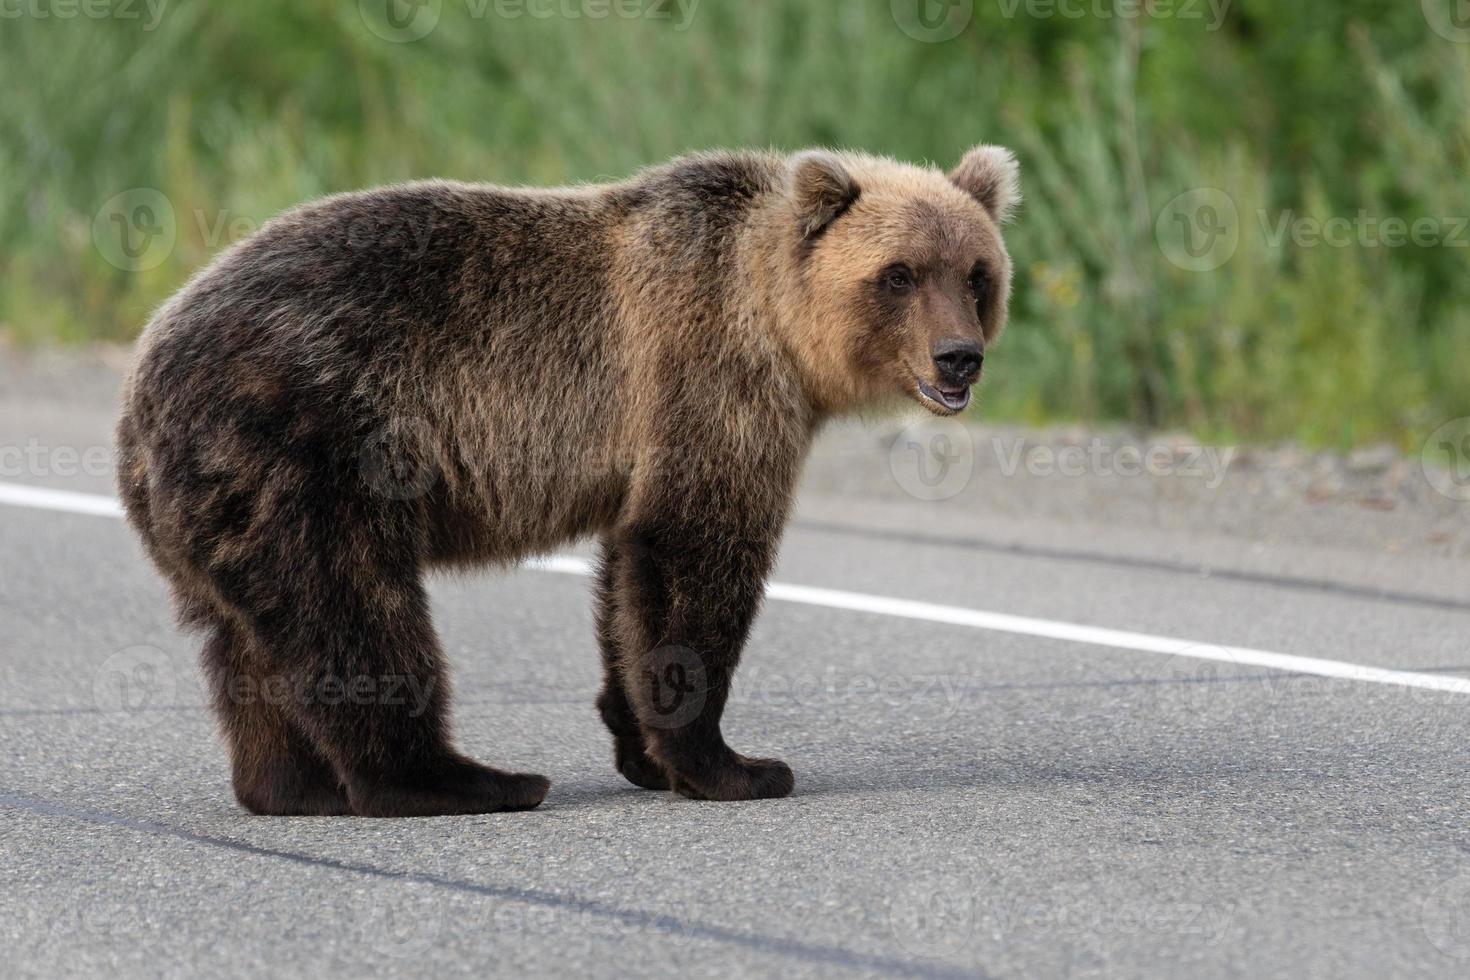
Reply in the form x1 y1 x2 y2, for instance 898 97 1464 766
593 542 671 791
202 620 351 816
221 500 549 818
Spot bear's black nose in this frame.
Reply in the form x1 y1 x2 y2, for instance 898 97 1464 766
932 339 984 384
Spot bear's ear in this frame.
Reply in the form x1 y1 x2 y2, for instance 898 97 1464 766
949 145 1021 224
791 151 861 240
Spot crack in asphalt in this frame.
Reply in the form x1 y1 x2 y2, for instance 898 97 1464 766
791 519 1470 614
0 791 989 980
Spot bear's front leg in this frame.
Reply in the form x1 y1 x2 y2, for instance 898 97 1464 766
609 515 794 802
593 539 672 791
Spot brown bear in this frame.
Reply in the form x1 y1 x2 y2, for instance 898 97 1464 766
115 145 1020 816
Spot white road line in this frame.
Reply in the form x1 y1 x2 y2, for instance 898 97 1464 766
5 480 1468 696
0 481 125 518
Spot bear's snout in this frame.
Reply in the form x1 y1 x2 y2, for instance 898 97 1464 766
931 337 984 387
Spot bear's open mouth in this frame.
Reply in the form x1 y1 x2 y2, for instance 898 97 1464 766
916 380 971 413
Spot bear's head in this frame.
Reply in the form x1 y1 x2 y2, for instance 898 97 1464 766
777 146 1020 417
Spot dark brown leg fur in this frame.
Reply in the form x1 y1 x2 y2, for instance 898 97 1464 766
594 542 671 791
203 621 351 816
610 518 794 802
190 476 548 818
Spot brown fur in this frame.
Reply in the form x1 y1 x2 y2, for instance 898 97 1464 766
116 146 1020 815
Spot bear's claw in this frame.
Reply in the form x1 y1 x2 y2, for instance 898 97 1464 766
669 754 795 802
347 757 550 817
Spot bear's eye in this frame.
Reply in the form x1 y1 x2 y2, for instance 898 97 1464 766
969 268 991 312
882 265 916 293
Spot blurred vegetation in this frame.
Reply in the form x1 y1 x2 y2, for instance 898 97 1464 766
1 0 1467 447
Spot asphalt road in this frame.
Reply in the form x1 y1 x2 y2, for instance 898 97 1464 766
3 391 1470 979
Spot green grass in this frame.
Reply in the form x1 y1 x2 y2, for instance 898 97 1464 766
2 0 1467 447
